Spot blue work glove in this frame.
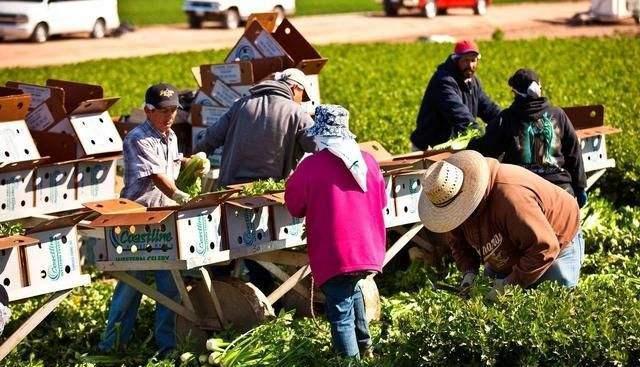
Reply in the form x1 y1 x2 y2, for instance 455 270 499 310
575 189 587 208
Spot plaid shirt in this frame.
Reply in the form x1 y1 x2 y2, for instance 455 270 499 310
120 120 182 208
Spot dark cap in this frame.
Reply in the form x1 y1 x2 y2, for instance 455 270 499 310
508 68 540 95
145 83 181 109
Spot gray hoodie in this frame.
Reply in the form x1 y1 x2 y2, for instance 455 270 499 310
195 80 317 187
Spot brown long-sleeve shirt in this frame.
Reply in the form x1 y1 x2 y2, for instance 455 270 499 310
449 158 580 288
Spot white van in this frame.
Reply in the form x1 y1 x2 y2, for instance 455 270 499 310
183 0 295 29
0 0 120 43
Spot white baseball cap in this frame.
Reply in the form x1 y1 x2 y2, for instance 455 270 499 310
276 68 311 101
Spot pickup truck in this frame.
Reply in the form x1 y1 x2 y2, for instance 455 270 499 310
183 0 295 29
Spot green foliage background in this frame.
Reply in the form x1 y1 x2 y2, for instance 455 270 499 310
1 37 638 199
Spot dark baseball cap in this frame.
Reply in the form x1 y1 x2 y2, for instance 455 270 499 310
145 83 181 109
508 68 540 95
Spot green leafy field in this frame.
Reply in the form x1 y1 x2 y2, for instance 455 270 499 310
1 36 639 366
1 37 637 197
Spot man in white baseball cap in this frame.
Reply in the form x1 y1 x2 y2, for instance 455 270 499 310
275 67 312 102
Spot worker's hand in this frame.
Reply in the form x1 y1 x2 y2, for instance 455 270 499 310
191 152 211 177
485 278 506 302
458 271 476 298
575 188 588 208
171 189 191 205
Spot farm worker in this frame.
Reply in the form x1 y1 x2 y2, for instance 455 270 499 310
410 39 501 150
418 150 584 302
285 105 386 359
468 68 588 207
99 83 209 356
194 68 318 299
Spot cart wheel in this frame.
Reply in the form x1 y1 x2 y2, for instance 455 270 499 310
176 278 274 347
359 277 381 322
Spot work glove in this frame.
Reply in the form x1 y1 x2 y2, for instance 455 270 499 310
575 188 587 208
485 278 506 302
192 152 211 177
171 189 191 205
458 271 476 298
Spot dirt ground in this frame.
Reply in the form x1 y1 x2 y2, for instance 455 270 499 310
0 1 638 68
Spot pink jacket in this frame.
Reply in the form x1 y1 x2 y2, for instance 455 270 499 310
285 150 387 286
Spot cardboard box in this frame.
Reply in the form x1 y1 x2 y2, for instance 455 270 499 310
0 235 35 292
563 105 621 173
267 193 305 247
6 81 65 115
88 193 235 269
34 160 80 213
223 196 277 252
392 170 424 226
76 157 119 203
0 91 45 221
225 20 327 74
23 212 89 287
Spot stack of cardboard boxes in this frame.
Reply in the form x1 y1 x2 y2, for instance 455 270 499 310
0 80 123 221
188 14 327 162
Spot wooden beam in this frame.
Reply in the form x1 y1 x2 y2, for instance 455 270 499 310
384 223 423 267
392 226 434 251
267 265 311 304
0 290 71 361
254 260 310 300
248 251 309 267
110 272 198 323
198 268 229 328
171 270 195 313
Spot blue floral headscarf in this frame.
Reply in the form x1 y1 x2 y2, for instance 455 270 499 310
306 105 356 140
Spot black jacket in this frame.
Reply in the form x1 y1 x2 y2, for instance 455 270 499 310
410 56 501 150
468 96 587 192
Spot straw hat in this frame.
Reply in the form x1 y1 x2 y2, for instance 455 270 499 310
418 150 490 233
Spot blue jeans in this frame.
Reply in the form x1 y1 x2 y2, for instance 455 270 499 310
99 270 179 354
533 230 584 288
321 275 372 358
485 229 585 288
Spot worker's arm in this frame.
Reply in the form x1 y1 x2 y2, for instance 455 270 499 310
448 228 481 275
558 109 587 193
194 106 233 154
435 77 478 136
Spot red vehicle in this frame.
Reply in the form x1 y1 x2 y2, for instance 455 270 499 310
383 0 489 18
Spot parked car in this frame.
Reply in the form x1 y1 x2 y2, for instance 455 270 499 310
0 0 120 43
183 0 295 29
383 0 489 18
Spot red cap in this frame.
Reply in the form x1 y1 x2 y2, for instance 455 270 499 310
454 40 480 57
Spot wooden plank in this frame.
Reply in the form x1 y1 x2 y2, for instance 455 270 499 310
384 223 423 267
96 260 188 271
198 268 229 328
109 272 198 323
254 260 310 300
248 251 309 267
392 227 434 251
267 265 311 304
586 168 608 190
0 290 71 361
171 270 195 313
